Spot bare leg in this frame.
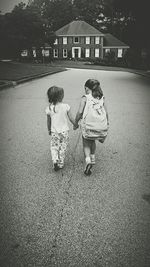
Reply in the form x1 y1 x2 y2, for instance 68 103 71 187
82 137 91 159
90 140 96 164
82 137 92 175
90 140 96 154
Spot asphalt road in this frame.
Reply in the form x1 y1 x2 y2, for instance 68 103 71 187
0 69 150 267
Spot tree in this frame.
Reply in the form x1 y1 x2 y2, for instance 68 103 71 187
30 0 74 31
73 0 104 28
46 0 74 30
0 2 55 59
112 0 150 49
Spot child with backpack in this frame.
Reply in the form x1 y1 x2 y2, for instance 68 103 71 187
74 79 109 175
45 86 75 171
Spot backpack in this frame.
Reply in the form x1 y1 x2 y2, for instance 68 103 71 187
81 94 108 142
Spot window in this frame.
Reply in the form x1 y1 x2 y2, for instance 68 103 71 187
74 37 79 43
44 49 49 57
86 37 90 44
95 37 100 44
118 49 123 58
53 49 58 58
85 48 90 58
63 37 67 44
54 38 58 45
32 49 36 58
21 50 28 57
105 48 110 53
95 49 99 58
63 49 67 58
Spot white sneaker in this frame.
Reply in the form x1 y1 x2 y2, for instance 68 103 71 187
58 161 64 169
84 157 92 175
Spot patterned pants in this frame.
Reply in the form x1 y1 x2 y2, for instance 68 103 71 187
50 131 69 167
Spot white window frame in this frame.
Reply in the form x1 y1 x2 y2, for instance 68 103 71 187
21 50 28 57
72 47 81 58
118 48 123 58
32 49 36 58
95 37 100 44
85 48 90 58
54 38 58 45
95 48 99 58
74 37 79 43
44 49 50 57
63 37 67 44
53 49 58 58
86 37 90 44
63 49 67 58
105 48 110 53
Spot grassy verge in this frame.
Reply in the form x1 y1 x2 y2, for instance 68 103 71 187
0 61 66 81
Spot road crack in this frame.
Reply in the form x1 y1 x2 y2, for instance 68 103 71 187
49 131 81 263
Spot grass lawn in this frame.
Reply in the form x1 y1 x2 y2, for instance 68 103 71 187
0 61 66 81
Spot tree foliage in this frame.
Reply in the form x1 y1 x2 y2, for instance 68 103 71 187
112 0 150 48
0 1 55 58
30 0 74 30
73 0 104 28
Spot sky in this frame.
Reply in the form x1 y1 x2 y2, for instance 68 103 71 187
0 0 29 14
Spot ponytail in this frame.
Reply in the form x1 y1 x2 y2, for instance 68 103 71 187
92 84 103 99
85 79 103 99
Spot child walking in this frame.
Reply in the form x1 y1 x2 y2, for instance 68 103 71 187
45 86 75 171
74 79 109 175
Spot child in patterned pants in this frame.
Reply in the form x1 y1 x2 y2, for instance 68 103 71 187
50 131 69 169
45 86 75 171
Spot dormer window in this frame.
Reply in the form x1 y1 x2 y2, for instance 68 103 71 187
74 37 79 43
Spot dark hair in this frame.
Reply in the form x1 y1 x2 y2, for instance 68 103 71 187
85 79 103 99
47 86 64 105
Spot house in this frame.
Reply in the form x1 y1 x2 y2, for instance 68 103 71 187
53 20 129 60
103 33 129 59
20 43 52 61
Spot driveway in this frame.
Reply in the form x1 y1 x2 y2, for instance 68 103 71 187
0 69 150 267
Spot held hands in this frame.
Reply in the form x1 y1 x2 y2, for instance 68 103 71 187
73 123 79 130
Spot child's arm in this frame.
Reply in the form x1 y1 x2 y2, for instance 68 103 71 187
67 108 75 126
103 98 109 126
47 114 51 135
74 96 86 128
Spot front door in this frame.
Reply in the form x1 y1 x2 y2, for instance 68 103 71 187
74 48 79 58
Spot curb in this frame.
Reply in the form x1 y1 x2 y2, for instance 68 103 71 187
129 71 150 79
0 81 16 90
0 68 67 90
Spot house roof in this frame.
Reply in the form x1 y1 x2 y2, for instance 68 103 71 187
103 33 129 48
55 20 104 36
